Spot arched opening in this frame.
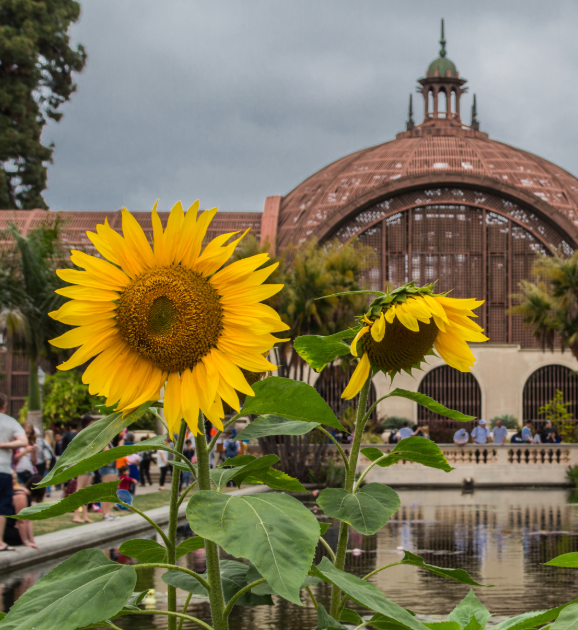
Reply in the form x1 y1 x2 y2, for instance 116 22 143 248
315 363 378 427
450 90 457 115
438 90 448 118
523 365 578 430
418 365 480 442
428 90 434 117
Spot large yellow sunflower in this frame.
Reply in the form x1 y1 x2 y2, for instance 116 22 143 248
48 201 288 435
341 282 488 399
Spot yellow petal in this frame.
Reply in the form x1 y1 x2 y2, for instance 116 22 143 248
57 269 123 291
86 230 121 266
342 353 371 400
69 250 131 289
164 201 185 265
217 375 240 412
210 349 254 397
164 371 183 432
422 295 448 321
50 319 117 349
176 201 200 263
219 284 284 305
49 300 116 326
395 303 419 332
181 369 201 435
384 305 396 324
56 329 118 371
151 200 167 266
211 253 271 288
122 208 155 269
351 326 369 357
371 313 386 342
55 286 119 302
182 207 218 268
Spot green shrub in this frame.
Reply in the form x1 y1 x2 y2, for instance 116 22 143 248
566 465 578 487
362 432 383 444
489 414 518 430
381 415 410 430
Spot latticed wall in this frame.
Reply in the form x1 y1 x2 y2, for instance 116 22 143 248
417 365 480 441
333 187 574 347
523 365 578 428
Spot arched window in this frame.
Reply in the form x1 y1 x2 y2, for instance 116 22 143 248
450 90 457 115
523 365 578 429
315 363 378 425
428 90 434 117
418 365 480 441
439 90 447 118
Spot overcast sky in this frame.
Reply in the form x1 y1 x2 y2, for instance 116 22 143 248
43 0 578 214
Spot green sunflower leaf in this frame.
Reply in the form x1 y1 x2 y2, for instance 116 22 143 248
10 482 120 520
550 605 578 630
492 599 578 630
316 602 347 629
361 437 453 472
187 490 319 605
241 377 344 430
35 434 171 488
386 389 476 422
448 590 491 629
317 484 400 535
40 402 153 486
399 551 489 586
242 467 308 493
544 553 578 567
312 557 428 630
0 549 136 630
423 623 461 630
175 536 205 557
294 329 357 372
236 414 320 440
119 539 167 563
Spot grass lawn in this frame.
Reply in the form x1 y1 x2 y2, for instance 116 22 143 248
32 490 174 537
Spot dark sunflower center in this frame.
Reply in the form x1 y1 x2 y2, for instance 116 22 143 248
117 266 223 373
360 316 439 372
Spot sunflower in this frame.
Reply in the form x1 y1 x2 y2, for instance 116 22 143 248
48 201 288 435
341 282 488 399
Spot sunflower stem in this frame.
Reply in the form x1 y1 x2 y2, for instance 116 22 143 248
166 420 186 630
196 413 229 630
329 373 372 618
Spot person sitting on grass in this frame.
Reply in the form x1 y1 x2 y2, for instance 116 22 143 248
116 465 138 508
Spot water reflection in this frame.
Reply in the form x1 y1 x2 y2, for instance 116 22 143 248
3 489 578 629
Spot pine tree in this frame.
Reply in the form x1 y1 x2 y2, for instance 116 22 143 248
0 0 86 209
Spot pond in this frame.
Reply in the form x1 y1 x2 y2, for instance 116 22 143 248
2 488 578 628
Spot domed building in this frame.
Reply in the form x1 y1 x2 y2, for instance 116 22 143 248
1 23 578 433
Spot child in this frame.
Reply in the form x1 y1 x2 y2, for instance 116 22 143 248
116 466 138 508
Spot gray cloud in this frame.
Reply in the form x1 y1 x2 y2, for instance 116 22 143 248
43 0 578 214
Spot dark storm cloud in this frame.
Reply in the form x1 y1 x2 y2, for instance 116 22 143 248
43 0 578 214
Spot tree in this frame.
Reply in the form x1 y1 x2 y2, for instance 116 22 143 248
0 0 87 208
539 389 576 443
510 251 578 359
0 218 69 428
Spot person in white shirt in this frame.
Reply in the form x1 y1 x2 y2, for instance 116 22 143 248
492 419 509 445
398 421 414 440
472 420 492 444
471 419 491 444
453 428 469 445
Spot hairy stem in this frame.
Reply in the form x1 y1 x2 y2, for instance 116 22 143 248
167 420 186 630
222 578 266 618
196 414 228 630
330 374 372 617
318 535 336 562
361 561 402 581
353 452 388 492
306 586 318 610
177 592 193 630
177 479 198 509
116 501 171 548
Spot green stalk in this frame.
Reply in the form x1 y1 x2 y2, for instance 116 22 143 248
196 413 228 630
166 420 186 630
28 356 40 411
329 375 372 617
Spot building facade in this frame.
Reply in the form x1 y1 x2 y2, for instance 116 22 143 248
2 27 578 430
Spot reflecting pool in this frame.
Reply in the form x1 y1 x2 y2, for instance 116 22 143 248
2 488 578 629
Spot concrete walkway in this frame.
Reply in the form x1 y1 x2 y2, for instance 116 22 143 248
0 485 269 573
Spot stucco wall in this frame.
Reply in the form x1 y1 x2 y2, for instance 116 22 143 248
373 344 578 422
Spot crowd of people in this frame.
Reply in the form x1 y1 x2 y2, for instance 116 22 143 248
0 394 244 552
453 419 563 445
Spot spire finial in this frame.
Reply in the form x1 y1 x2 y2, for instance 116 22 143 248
439 18 447 58
406 94 415 131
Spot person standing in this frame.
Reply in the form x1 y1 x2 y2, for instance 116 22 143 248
521 421 534 443
492 419 509 445
471 419 491 444
33 427 55 477
157 439 170 490
139 437 153 487
14 422 38 485
0 393 28 552
60 422 78 452
181 439 195 488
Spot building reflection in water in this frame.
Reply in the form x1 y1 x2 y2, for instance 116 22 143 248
2 489 578 628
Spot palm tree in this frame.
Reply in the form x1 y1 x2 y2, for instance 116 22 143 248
0 218 69 427
510 250 578 359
